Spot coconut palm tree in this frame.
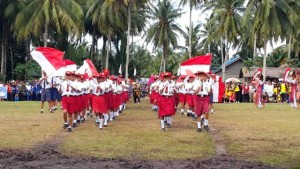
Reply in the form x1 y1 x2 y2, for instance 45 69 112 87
13 0 84 47
204 0 244 81
242 0 300 81
179 0 207 59
145 0 184 72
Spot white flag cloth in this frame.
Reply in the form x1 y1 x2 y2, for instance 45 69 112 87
134 68 137 76
76 59 98 77
118 64 122 74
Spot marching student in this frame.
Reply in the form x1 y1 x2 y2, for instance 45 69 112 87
158 72 176 131
193 71 212 132
149 76 159 111
176 75 187 115
253 70 264 108
60 71 80 132
185 75 196 118
285 70 298 108
39 71 52 113
92 73 108 130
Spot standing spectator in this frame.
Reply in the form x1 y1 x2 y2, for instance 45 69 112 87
280 81 287 103
10 81 17 101
132 82 141 103
249 82 256 103
26 82 32 101
243 82 250 102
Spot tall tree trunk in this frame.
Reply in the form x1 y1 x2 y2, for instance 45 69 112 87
91 28 96 58
105 36 111 69
163 43 168 73
263 42 267 82
125 6 131 80
101 37 107 70
10 45 14 80
253 33 257 66
44 21 48 47
288 34 292 59
221 40 225 82
1 22 8 80
188 3 192 58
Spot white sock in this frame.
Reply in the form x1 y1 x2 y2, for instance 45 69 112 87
99 119 104 128
109 112 114 121
119 105 123 111
152 105 154 110
167 116 172 124
41 109 43 111
96 115 100 123
181 109 184 113
164 116 167 121
204 119 209 126
104 114 109 125
124 103 126 109
160 120 165 129
210 109 214 113
197 122 201 128
77 116 81 120
201 115 204 119
73 120 77 124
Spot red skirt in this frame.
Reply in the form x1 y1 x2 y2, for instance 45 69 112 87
107 92 114 110
62 96 77 114
92 95 108 113
89 94 94 108
186 94 194 107
178 93 186 104
112 94 121 110
158 95 175 118
193 95 209 116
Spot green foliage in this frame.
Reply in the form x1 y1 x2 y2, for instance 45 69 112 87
14 60 41 80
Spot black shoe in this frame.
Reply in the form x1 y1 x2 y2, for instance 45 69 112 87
204 125 209 131
167 123 172 128
80 118 85 123
119 111 122 114
161 128 165 132
76 120 80 124
164 120 167 124
67 127 72 132
90 114 93 118
72 123 77 128
104 125 108 127
50 109 54 113
196 128 202 132
63 124 69 129
187 113 190 117
40 110 44 113
181 112 184 115
95 121 100 126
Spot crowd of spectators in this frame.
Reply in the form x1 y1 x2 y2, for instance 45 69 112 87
0 79 43 101
224 79 298 103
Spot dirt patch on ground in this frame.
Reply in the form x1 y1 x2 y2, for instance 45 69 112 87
0 131 280 169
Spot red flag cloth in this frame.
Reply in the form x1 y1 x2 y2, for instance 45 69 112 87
179 54 212 75
252 68 262 81
53 59 77 76
76 59 98 77
284 68 291 82
31 47 65 75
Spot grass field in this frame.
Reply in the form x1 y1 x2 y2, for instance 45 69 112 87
0 100 300 168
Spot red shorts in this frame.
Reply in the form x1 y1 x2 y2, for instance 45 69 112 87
193 95 209 116
62 96 77 114
92 95 108 113
158 95 175 118
178 93 186 104
112 94 121 110
186 94 194 107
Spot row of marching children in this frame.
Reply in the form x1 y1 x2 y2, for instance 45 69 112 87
60 69 129 132
149 71 214 132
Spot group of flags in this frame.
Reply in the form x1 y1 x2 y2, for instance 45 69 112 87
31 46 213 78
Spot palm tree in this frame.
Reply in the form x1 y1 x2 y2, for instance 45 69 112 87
145 0 184 72
125 0 148 79
242 0 300 81
179 0 207 59
182 23 203 57
12 0 84 47
87 0 127 69
204 0 244 81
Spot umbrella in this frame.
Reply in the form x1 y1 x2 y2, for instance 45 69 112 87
225 77 240 83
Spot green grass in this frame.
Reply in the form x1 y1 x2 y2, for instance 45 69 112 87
211 103 300 168
1 100 300 168
61 101 214 160
0 101 62 149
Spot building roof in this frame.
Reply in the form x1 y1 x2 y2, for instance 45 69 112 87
213 55 242 73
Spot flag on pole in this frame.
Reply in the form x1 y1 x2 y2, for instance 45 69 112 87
179 54 212 75
133 68 137 76
31 47 65 76
76 59 98 77
118 64 122 74
53 59 77 76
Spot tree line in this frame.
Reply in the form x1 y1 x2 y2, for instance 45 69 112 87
0 0 299 81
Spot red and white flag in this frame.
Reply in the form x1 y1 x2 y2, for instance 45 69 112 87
76 59 98 77
284 68 291 82
53 59 77 76
178 54 212 75
31 47 65 76
252 68 262 81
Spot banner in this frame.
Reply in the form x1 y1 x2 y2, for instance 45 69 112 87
0 87 7 99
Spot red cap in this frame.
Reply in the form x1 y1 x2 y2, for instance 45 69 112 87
195 71 207 76
103 69 110 76
171 75 177 79
163 72 172 78
180 75 187 79
98 72 106 78
109 75 116 81
65 71 74 75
